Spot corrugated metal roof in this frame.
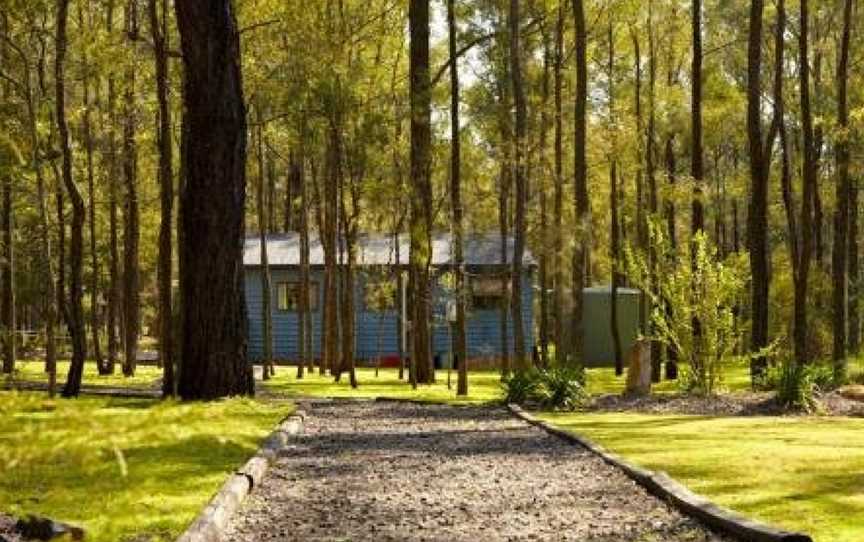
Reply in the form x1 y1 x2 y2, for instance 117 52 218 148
243 232 536 267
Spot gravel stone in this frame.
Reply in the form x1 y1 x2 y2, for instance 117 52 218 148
224 400 732 541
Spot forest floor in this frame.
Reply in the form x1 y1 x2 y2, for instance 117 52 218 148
0 391 290 542
223 399 731 542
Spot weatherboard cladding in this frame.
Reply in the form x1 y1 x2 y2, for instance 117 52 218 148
244 233 534 362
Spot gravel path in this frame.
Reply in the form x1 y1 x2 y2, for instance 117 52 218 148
224 400 732 542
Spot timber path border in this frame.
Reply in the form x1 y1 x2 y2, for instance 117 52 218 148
175 410 306 542
507 403 813 542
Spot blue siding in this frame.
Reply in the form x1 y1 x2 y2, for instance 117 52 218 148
245 268 534 362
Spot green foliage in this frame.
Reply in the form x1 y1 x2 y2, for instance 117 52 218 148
626 223 752 395
539 365 588 410
502 368 543 404
502 365 588 410
774 361 820 413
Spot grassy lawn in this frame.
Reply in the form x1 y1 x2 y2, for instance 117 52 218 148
0 392 289 541
265 366 505 404
539 411 864 542
8 360 163 388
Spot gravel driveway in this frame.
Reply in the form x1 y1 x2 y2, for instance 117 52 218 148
224 400 731 542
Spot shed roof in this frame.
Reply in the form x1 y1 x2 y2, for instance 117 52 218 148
243 232 536 268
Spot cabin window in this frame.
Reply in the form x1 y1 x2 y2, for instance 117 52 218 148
471 277 509 310
276 281 318 312
364 277 398 312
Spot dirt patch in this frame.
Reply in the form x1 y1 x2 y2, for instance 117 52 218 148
589 390 864 417
224 400 731 542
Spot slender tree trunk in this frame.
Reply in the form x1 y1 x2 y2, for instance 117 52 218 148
646 0 661 382
105 0 119 375
571 0 589 363
57 0 87 398
832 0 853 380
552 0 564 361
747 0 770 381
608 22 623 375
691 0 704 237
175 0 253 399
447 0 468 394
149 0 175 395
1 136 14 375
80 3 105 375
298 116 311 379
122 0 140 377
409 0 434 385
508 0 528 370
538 21 552 368
24 48 58 395
850 176 860 354
256 119 273 381
796 0 816 366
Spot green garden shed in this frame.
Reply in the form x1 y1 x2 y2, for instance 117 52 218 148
581 286 643 368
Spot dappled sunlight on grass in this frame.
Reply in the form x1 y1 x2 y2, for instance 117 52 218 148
8 360 163 388
539 411 864 541
0 392 289 541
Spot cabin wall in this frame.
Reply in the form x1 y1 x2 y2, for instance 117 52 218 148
245 267 534 362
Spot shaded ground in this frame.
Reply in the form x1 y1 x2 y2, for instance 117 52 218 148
224 400 730 542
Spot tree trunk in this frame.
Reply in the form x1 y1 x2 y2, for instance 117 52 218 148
298 116 311 379
691 0 704 236
122 0 140 378
105 0 119 375
571 0 589 363
149 0 175 395
57 0 87 398
552 0 564 362
608 22 623 375
508 0 527 370
175 0 253 399
79 3 105 375
746 0 770 381
646 0 661 382
796 0 816 366
409 0 434 385
1 136 14 375
832 0 853 380
538 20 552 368
256 119 273 381
447 0 468 394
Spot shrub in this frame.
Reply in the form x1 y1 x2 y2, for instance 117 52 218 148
626 224 752 395
539 366 588 410
502 369 542 405
775 361 820 413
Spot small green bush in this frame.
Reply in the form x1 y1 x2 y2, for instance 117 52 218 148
502 369 543 404
539 366 588 410
775 361 820 413
502 365 588 410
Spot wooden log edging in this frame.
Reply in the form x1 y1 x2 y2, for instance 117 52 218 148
175 410 306 542
506 404 812 542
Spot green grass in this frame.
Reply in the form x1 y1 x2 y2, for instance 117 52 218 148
7 360 162 388
0 392 289 541
265 366 505 404
538 411 864 542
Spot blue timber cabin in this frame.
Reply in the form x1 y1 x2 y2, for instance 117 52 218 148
243 233 536 366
